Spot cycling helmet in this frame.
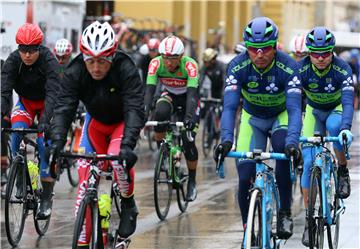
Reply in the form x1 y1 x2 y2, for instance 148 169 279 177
234 42 247 54
289 34 307 54
158 35 184 56
306 27 335 52
147 38 160 50
203 48 218 62
80 21 118 57
243 17 278 48
16 23 43 45
54 39 73 57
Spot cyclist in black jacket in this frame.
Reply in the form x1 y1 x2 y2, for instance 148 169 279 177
1 23 60 219
49 21 144 247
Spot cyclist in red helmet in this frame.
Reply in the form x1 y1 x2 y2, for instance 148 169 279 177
1 23 61 219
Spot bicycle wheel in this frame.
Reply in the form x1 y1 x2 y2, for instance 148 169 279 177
154 143 172 220
326 167 340 249
4 157 27 247
72 196 103 249
67 159 79 187
245 189 263 249
176 162 189 213
33 187 51 236
201 111 213 158
308 166 324 249
146 126 157 152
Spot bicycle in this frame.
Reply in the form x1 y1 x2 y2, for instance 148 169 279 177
201 97 222 158
216 149 295 249
55 152 129 249
2 128 51 247
300 133 349 249
145 120 192 221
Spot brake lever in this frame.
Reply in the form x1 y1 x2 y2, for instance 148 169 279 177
342 133 350 160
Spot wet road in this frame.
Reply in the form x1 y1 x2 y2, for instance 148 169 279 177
1 112 360 249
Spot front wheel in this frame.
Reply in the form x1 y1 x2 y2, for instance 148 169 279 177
245 189 263 249
72 196 103 249
67 159 79 187
4 157 27 247
309 166 324 249
201 111 214 158
176 164 189 213
153 143 172 220
326 167 340 249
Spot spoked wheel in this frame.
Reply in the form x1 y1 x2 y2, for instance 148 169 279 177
4 157 28 247
201 111 214 158
245 189 263 249
309 166 324 249
72 196 103 249
154 143 172 220
146 126 157 152
109 184 122 245
176 163 189 213
326 169 340 249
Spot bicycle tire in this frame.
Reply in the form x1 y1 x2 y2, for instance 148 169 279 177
309 166 324 249
326 167 340 249
154 143 172 220
67 159 79 187
201 111 213 158
245 189 263 249
33 186 51 235
176 163 189 213
146 126 157 152
72 196 103 249
4 157 27 247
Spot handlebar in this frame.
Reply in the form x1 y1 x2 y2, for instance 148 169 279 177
58 152 120 161
200 97 222 104
2 128 40 134
145 120 194 142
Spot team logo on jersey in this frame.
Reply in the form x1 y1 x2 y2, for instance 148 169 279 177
247 82 259 89
324 83 335 92
185 62 198 77
308 83 319 90
342 77 353 86
288 76 301 87
148 59 160 75
267 75 275 83
326 78 332 84
248 76 258 81
226 75 237 85
265 83 279 93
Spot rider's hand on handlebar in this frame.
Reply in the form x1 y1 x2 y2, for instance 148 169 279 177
213 141 233 164
119 145 137 169
284 144 302 167
338 129 353 147
184 119 196 131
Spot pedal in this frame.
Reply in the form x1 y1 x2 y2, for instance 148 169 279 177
114 237 131 249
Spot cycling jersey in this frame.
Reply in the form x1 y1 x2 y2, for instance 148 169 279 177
144 55 199 121
51 51 144 150
299 56 354 130
199 60 226 99
221 51 302 146
1 45 60 122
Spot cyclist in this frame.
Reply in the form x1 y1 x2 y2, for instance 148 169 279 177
199 48 226 100
144 35 200 202
139 38 160 85
53 38 73 77
213 17 303 241
289 34 308 62
299 27 354 246
1 23 60 219
49 21 144 248
234 42 247 55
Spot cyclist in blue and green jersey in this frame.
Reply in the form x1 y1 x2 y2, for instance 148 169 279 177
299 27 354 246
214 17 303 241
144 35 200 202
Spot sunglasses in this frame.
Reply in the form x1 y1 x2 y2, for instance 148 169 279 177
18 45 40 54
162 55 181 60
247 45 273 54
310 51 332 59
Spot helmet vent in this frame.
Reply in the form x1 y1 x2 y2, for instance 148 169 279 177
95 34 100 49
101 38 109 50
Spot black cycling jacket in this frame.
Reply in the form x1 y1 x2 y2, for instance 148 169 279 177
1 46 60 121
199 60 226 99
51 51 145 150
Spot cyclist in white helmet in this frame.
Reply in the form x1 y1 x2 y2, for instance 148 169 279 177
289 34 308 62
49 21 143 248
54 38 73 65
144 35 201 201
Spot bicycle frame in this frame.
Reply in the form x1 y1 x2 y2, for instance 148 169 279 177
217 150 294 249
299 136 347 225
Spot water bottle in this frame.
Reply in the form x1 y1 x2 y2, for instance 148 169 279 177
27 160 39 190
